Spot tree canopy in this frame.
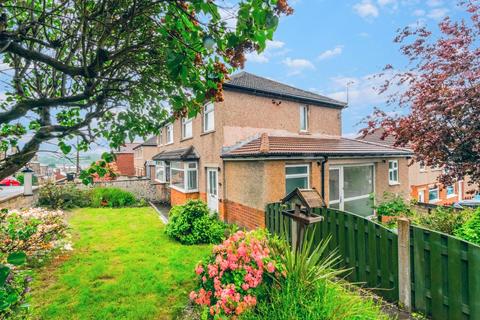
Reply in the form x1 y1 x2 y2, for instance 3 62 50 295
364 0 480 188
0 0 293 179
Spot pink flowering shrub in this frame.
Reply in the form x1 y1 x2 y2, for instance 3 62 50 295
190 230 285 319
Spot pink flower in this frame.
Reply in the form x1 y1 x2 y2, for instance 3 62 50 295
195 265 204 275
189 291 197 300
266 262 275 273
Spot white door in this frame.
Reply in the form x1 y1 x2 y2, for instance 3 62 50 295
207 168 219 212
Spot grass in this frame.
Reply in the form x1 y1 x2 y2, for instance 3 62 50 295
29 207 212 320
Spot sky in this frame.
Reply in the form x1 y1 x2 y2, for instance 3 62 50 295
240 0 467 137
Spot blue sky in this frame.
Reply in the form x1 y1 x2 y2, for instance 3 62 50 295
241 0 466 136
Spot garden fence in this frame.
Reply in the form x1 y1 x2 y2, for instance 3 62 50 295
265 203 480 320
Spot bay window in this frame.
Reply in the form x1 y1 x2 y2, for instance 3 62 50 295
203 103 215 132
155 161 166 183
170 161 198 192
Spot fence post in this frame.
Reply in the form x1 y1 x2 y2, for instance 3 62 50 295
397 218 411 311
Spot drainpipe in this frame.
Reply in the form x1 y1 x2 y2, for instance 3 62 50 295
320 157 329 200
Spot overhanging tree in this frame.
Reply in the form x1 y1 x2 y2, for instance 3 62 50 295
364 0 480 188
0 0 293 179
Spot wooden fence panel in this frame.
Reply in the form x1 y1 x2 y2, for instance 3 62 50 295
266 204 399 303
410 225 480 320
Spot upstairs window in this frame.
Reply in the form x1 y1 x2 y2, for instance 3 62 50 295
388 160 399 185
166 124 173 144
446 185 456 198
203 103 215 132
182 117 193 139
157 128 163 146
300 105 309 131
285 164 309 195
419 162 426 172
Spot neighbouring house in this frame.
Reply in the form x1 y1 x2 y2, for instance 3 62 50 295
357 129 472 205
133 136 159 177
113 143 139 176
140 72 412 229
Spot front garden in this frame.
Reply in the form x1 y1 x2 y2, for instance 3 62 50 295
1 186 391 319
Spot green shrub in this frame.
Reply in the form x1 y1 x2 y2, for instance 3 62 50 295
90 187 137 208
414 207 472 235
374 192 413 217
454 208 480 244
165 200 226 245
15 173 38 186
37 182 91 209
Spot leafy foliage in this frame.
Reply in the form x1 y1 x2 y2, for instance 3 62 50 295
37 182 92 209
0 208 70 318
0 0 293 179
454 208 480 244
166 200 227 245
190 230 285 318
374 192 413 217
90 187 138 208
415 207 473 235
15 173 38 186
363 0 480 188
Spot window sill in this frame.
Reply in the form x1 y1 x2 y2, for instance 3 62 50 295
165 142 174 146
429 199 440 203
180 137 193 142
447 194 457 199
201 130 215 136
389 182 400 186
169 185 199 194
299 131 310 135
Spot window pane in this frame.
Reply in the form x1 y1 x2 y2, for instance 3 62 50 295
205 111 214 131
447 186 454 195
329 202 340 209
286 177 308 194
188 162 197 169
171 161 182 169
329 169 340 201
171 169 185 190
429 188 439 201
344 197 374 217
286 165 308 175
187 170 197 190
344 166 373 198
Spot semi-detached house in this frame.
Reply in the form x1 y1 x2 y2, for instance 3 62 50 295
140 72 412 229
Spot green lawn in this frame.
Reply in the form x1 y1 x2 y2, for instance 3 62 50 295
30 207 211 320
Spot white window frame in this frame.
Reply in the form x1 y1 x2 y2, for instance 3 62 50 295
299 105 309 132
419 162 426 172
155 161 166 183
157 128 163 146
285 164 310 194
166 124 174 144
446 185 456 198
182 117 193 139
388 160 399 185
329 163 375 213
170 161 198 193
428 187 440 203
203 103 215 133
418 188 425 203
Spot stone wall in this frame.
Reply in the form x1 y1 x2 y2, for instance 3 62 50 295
75 177 169 203
0 187 39 210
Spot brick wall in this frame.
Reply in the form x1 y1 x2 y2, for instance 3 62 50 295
115 153 135 176
170 188 199 206
224 200 265 230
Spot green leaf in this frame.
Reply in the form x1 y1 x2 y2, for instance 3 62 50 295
7 252 27 266
0 264 10 285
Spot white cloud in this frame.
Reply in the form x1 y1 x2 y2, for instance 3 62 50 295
427 0 443 7
353 0 379 19
427 8 448 20
318 45 343 61
282 58 315 75
359 32 370 38
245 40 286 64
413 9 425 16
378 0 396 6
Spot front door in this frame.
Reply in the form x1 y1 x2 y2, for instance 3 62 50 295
207 168 219 212
328 164 375 217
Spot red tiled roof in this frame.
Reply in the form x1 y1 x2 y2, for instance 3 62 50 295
222 134 412 158
356 129 412 151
